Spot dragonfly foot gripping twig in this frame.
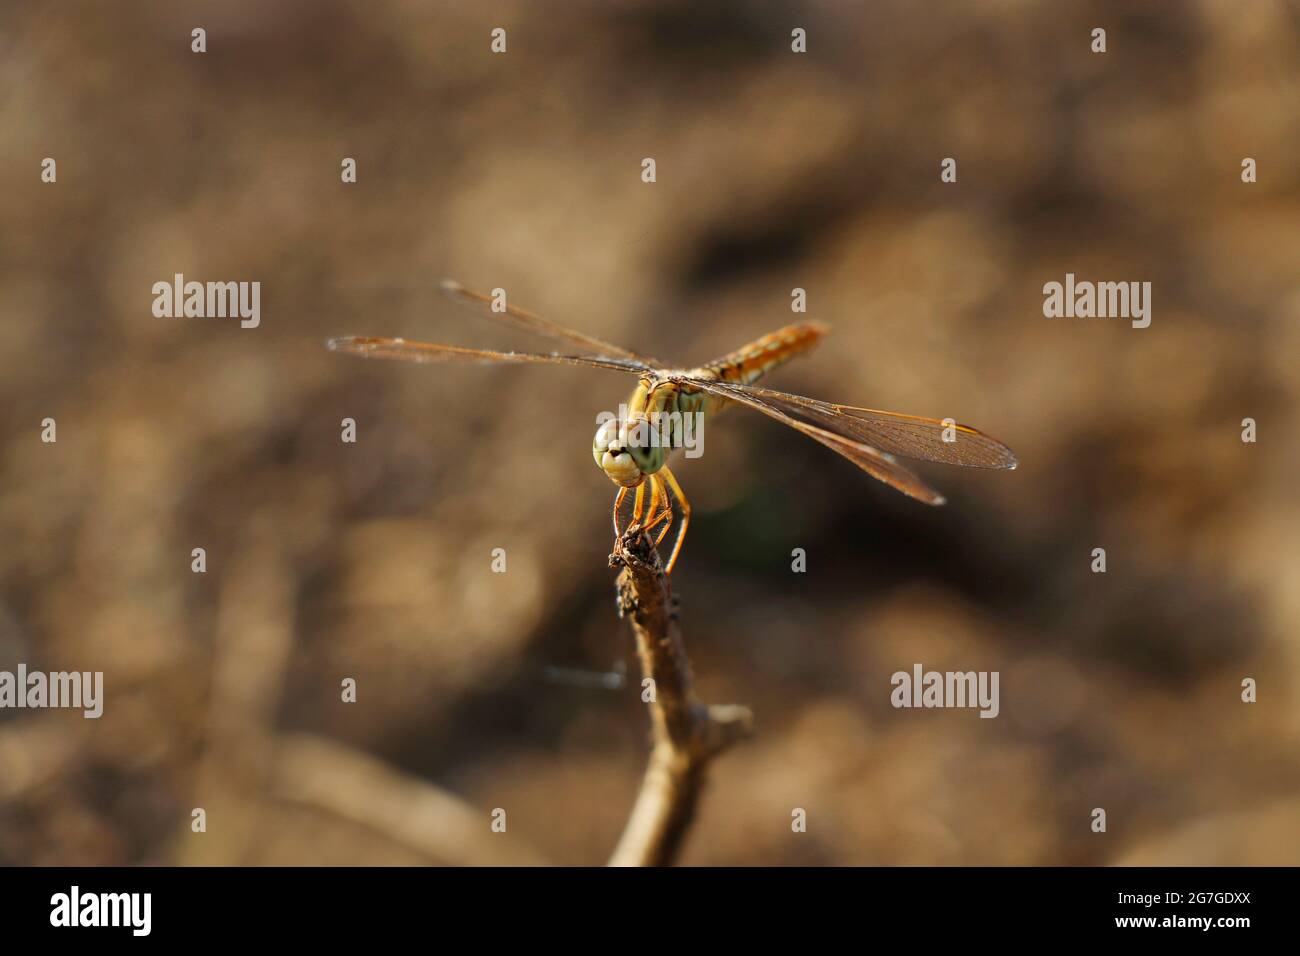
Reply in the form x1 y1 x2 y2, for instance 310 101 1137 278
607 523 754 867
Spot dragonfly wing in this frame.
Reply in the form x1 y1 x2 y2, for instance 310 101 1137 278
440 280 667 366
688 378 1017 470
327 336 653 374
684 378 947 505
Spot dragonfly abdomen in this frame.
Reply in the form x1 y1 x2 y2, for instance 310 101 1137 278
706 321 830 385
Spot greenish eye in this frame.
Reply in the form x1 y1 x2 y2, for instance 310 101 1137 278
629 442 664 473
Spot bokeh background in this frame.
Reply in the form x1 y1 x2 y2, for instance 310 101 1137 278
2 0 1298 866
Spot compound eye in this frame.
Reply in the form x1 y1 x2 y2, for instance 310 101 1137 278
594 418 621 450
628 442 657 472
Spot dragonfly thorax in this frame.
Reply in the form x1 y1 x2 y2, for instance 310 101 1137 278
592 377 687 487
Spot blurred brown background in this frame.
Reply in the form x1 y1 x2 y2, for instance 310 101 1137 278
1 0 1298 866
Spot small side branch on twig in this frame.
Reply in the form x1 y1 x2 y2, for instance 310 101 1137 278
607 524 753 867
272 733 550 866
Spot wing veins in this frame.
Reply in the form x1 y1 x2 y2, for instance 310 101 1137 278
439 280 667 366
326 336 654 374
681 378 947 505
680 377 1017 470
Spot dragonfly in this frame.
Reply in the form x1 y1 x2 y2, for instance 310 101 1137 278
328 280 1018 574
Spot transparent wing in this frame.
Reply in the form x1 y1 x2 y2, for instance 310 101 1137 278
683 378 948 505
327 336 654 374
683 378 1017 470
440 280 667 365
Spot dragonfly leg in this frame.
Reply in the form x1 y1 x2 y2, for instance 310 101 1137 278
643 475 674 546
631 481 647 529
659 466 691 574
612 486 628 537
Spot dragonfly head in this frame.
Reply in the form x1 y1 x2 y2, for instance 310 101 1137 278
593 417 652 487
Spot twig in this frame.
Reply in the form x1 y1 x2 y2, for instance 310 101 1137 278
607 524 753 867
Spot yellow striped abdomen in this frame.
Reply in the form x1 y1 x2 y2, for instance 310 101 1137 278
704 321 830 385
